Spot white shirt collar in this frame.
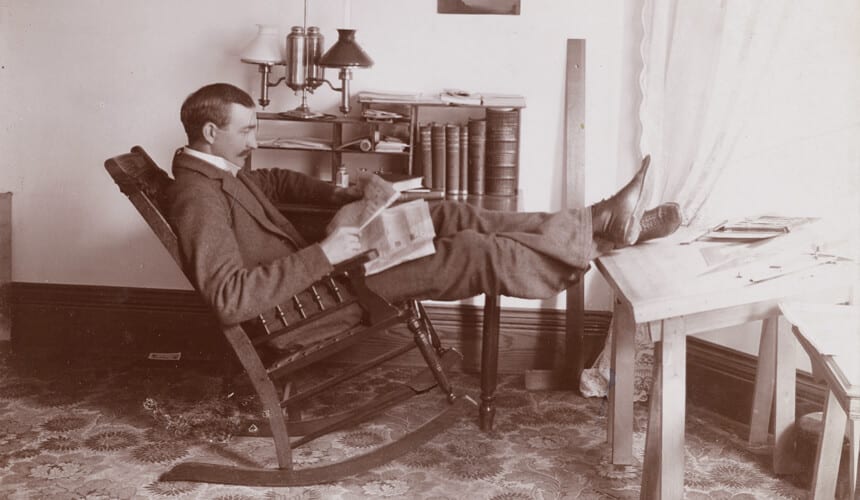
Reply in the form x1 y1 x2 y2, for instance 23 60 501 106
183 147 243 177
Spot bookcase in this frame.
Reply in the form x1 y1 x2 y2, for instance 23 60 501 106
252 111 417 181
251 96 524 197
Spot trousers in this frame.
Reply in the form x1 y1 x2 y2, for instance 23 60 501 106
366 201 600 303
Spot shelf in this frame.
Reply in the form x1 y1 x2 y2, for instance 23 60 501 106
358 96 526 110
255 112 411 125
251 99 522 192
257 145 409 156
257 145 333 152
256 112 357 124
339 149 410 156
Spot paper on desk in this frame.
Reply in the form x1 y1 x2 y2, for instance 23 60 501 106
741 253 842 283
699 218 850 275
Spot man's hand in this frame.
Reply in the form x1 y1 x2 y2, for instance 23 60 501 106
319 226 363 265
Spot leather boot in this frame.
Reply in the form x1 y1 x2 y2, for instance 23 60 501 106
591 155 651 248
637 202 682 243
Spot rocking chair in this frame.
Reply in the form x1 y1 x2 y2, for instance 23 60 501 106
104 146 467 487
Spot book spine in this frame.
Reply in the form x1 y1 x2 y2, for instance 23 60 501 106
484 109 519 196
467 118 486 195
445 124 460 198
459 126 469 199
419 124 433 189
431 123 446 193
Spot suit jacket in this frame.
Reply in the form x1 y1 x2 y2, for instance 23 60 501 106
166 149 345 326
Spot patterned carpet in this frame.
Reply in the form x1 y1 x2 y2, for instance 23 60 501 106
0 347 852 499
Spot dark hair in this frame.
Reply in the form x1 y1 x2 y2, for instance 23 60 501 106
180 83 255 143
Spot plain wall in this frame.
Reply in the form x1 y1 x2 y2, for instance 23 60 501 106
2 1 856 365
0 0 632 310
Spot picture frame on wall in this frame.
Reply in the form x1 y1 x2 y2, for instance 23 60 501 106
437 0 520 16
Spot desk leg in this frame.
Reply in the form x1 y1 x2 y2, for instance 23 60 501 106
773 315 799 474
642 339 663 497
641 317 687 499
749 317 777 447
609 300 635 464
848 417 858 500
479 293 500 431
811 390 846 499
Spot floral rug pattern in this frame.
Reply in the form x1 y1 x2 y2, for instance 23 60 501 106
0 349 846 499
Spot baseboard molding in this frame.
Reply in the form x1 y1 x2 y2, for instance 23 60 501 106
687 337 825 424
9 282 826 425
10 282 227 361
9 282 609 373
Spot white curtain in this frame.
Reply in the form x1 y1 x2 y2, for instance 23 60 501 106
640 0 791 224
580 0 795 399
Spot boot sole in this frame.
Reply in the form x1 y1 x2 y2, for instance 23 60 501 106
620 155 651 246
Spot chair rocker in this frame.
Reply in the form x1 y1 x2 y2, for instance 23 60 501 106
104 146 467 487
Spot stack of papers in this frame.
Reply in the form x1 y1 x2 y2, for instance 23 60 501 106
440 89 482 106
257 137 332 150
357 90 437 104
441 89 526 108
358 89 526 108
375 137 408 153
697 216 855 282
704 215 817 241
362 109 404 120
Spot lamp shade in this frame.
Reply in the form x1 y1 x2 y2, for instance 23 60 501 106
240 24 284 64
318 29 373 68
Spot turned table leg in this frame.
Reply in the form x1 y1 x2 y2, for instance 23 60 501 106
480 293 500 431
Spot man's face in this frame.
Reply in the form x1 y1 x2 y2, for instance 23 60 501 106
211 103 257 166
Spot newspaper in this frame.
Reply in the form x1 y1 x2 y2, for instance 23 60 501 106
328 173 436 275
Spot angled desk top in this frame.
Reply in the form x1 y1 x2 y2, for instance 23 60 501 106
596 228 855 333
780 302 860 398
779 301 859 499
594 226 857 499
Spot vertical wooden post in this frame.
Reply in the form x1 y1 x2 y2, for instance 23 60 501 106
773 315 799 473
655 317 687 499
331 122 343 181
0 192 11 342
749 317 777 446
564 39 587 388
480 294 500 430
609 300 635 465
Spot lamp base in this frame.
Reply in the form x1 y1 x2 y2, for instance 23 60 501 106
278 106 326 120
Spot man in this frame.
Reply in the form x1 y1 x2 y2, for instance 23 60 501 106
167 83 680 337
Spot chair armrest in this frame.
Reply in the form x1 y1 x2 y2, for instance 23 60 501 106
332 249 396 324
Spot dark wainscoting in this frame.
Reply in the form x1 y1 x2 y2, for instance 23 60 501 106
8 282 607 372
687 337 825 424
9 282 824 426
9 282 228 361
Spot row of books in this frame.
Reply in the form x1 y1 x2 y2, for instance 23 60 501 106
415 108 520 197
